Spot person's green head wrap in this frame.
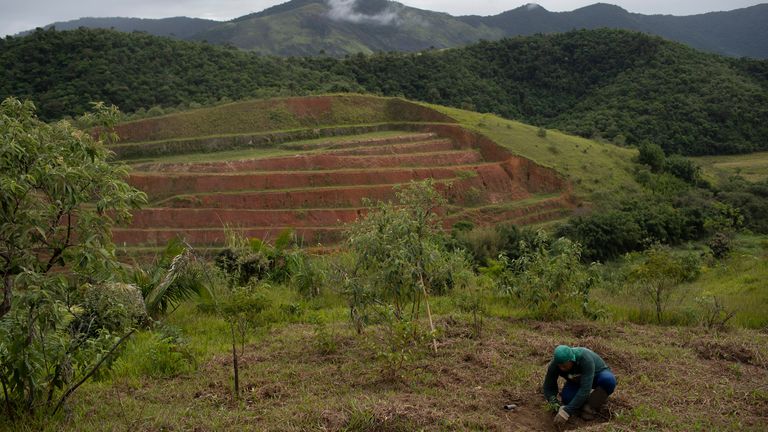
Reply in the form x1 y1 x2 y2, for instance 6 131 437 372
553 345 576 364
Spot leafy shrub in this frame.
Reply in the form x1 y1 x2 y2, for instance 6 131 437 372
493 232 602 320
665 155 702 185
373 308 427 381
79 283 147 333
112 329 195 379
708 232 733 260
454 223 539 266
314 323 338 356
130 238 213 319
288 253 327 298
556 210 643 262
626 245 702 323
453 287 487 339
637 141 666 172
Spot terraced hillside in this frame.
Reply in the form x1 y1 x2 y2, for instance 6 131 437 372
112 96 574 249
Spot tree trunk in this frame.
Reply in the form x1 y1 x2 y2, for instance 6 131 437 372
655 287 663 323
419 275 438 353
231 325 239 399
0 275 12 318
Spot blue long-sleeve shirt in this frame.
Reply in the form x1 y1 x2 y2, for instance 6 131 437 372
542 347 608 415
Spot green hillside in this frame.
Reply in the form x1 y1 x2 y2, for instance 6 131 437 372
2 28 767 155
190 0 503 56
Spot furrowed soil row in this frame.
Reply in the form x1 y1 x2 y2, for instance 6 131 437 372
127 208 367 229
280 132 438 150
153 173 531 210
113 227 346 247
322 139 456 156
132 150 483 173
131 164 524 202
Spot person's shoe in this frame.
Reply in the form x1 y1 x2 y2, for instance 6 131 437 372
580 403 595 420
581 388 608 420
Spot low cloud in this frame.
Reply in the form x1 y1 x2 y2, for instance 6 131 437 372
326 0 402 26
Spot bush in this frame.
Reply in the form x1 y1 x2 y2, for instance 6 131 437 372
494 232 602 320
79 283 147 333
708 232 733 260
626 245 702 323
557 211 643 262
314 323 338 355
665 155 702 185
454 223 538 266
112 329 195 379
638 141 666 172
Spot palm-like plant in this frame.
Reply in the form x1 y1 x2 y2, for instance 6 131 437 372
129 237 213 319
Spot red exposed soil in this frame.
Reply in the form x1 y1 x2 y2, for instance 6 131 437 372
113 227 345 246
325 139 456 156
128 208 366 229
119 110 573 248
130 166 466 202
283 96 333 118
162 184 399 210
134 151 483 173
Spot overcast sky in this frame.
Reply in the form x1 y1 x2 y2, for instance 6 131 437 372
0 0 762 37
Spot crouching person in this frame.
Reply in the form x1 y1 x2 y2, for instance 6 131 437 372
543 345 617 425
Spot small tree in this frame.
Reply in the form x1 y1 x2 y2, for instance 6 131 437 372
627 245 700 323
208 230 271 399
637 141 666 173
345 180 452 352
494 232 601 320
0 97 146 416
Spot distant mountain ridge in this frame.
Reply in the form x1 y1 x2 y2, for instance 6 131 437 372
18 16 219 39
11 1 768 58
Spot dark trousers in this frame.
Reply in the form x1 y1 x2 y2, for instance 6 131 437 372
561 369 617 405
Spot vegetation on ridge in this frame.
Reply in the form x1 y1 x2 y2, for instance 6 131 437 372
2 28 767 155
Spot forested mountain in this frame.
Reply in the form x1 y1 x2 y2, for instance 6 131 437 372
15 1 768 58
462 3 768 59
188 0 502 56
2 27 767 155
19 16 219 39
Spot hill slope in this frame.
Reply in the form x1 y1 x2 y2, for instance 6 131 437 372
18 16 219 39
188 0 502 56
2 28 767 155
110 95 589 249
462 3 768 59
15 1 768 58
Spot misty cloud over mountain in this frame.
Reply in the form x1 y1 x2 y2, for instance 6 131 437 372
326 0 402 26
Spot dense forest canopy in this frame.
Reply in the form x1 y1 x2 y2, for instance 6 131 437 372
1 27 767 155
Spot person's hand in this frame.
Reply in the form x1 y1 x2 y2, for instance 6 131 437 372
553 406 570 425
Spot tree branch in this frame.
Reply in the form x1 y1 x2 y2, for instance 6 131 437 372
0 371 14 421
52 328 136 415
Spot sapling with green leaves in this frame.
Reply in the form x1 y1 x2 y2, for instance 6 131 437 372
207 230 272 398
346 180 451 352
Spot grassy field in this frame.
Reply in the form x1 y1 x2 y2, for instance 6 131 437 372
594 234 768 329
694 151 768 183
10 292 766 432
424 104 642 201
